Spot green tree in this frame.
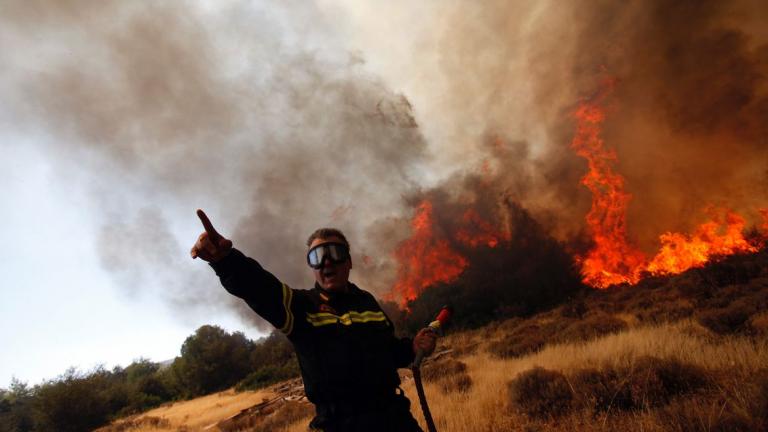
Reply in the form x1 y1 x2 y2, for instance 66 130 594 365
0 378 36 432
34 368 117 432
174 325 254 397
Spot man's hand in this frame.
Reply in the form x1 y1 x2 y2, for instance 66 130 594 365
190 209 233 263
413 328 438 356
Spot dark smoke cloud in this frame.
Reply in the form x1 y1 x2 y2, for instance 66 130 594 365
569 0 768 251
3 0 767 332
376 0 768 253
0 1 427 330
391 143 583 329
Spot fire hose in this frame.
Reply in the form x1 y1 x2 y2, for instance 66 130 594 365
411 306 453 432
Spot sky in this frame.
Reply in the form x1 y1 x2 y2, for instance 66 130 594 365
2 0 767 388
0 0 458 388
2 142 198 385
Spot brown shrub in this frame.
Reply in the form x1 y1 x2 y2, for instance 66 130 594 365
675 272 712 299
625 356 709 409
751 371 768 430
748 313 768 335
643 300 695 323
219 400 313 432
421 359 467 382
659 398 754 432
508 367 573 419
420 359 472 394
560 299 587 319
439 373 473 394
570 368 631 412
487 333 546 359
569 357 709 414
101 416 171 432
452 342 479 357
557 314 628 343
496 317 523 334
487 321 556 358
698 304 751 334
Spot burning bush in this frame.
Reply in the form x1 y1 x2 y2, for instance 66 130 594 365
508 367 573 419
399 197 583 333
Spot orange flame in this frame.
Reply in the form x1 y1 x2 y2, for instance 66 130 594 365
390 200 467 306
572 84 763 288
456 209 506 248
647 211 758 275
570 88 646 288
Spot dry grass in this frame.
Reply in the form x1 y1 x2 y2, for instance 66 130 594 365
219 400 314 432
98 388 275 432
105 319 768 432
404 320 768 431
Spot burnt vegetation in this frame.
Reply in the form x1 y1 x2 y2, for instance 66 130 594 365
399 197 585 334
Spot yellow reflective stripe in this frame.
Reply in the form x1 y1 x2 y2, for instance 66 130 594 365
278 283 294 335
305 310 387 327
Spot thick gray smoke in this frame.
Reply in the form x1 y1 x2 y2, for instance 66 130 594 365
3 0 767 330
333 0 768 252
0 1 425 330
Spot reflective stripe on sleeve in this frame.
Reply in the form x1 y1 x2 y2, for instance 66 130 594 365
279 283 294 335
305 310 388 327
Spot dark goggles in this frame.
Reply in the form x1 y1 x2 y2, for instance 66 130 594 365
307 242 350 269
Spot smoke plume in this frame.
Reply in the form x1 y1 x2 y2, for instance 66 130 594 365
3 0 767 329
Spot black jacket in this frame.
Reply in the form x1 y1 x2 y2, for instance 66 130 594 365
210 249 415 405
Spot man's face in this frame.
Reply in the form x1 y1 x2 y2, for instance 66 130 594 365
309 236 352 292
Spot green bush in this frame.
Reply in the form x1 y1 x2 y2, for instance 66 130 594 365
236 361 300 392
34 368 115 432
173 325 254 397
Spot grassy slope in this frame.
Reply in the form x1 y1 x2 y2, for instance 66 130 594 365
97 388 275 432
108 250 768 431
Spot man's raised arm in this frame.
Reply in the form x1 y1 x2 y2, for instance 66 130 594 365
191 209 295 335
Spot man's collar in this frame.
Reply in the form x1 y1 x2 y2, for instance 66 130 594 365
314 282 358 298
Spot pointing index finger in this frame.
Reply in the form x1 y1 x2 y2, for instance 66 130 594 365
196 209 220 239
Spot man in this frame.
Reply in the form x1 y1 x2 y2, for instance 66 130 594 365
190 209 436 431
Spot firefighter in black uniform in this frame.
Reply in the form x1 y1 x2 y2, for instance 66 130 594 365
190 209 436 432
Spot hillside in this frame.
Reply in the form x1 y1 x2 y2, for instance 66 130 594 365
104 249 768 431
